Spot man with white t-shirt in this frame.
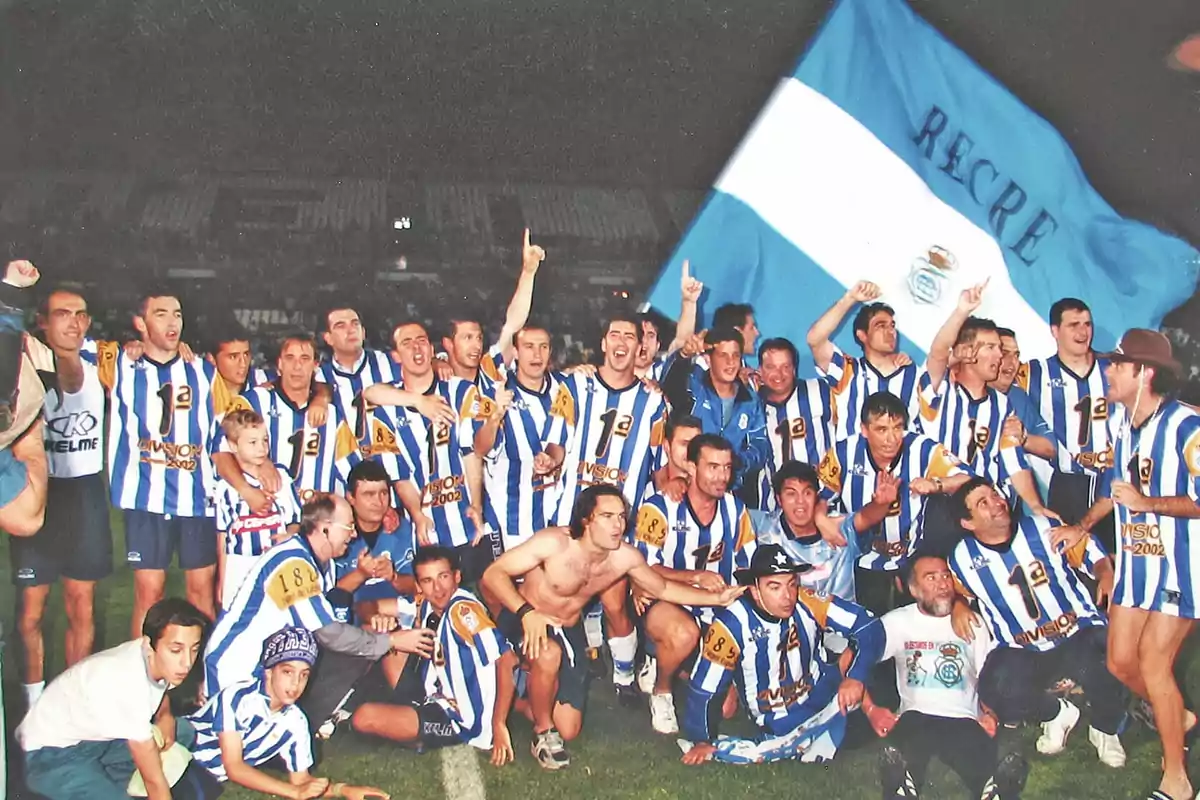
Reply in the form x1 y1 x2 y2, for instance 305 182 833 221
12 288 112 708
870 553 1028 800
17 598 209 800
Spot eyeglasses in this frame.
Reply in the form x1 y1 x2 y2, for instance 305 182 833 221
327 522 356 533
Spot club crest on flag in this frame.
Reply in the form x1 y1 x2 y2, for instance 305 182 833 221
907 245 957 305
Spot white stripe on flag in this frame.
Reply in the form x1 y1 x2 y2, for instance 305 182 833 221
715 77 1056 359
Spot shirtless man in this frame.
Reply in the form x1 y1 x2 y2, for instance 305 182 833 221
481 484 744 771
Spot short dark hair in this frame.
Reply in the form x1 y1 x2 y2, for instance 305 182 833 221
321 302 360 333
713 303 753 331
37 285 87 318
604 315 644 343
665 413 703 442
955 316 998 347
1149 364 1181 397
414 545 460 573
687 433 733 464
903 549 950 592
445 318 482 342
707 327 744 352
952 476 994 523
142 597 209 647
347 460 392 496
512 324 551 349
569 484 629 540
208 314 251 352
995 326 1016 340
300 493 340 536
1049 298 1090 327
862 391 909 427
853 302 895 350
772 460 820 496
639 310 672 340
758 337 798 370
135 285 180 320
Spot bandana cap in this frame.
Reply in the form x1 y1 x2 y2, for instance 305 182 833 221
261 626 319 670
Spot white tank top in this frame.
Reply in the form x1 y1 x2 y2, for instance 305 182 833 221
44 359 105 478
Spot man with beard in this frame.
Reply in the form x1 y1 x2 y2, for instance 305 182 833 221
919 315 1054 541
482 485 745 770
1019 299 1116 551
757 337 835 511
543 316 669 698
473 325 568 552
634 435 758 734
949 478 1126 769
441 228 544 390
871 554 1027 800
663 327 770 499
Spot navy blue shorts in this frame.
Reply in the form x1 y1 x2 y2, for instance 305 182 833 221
124 509 217 571
11 474 113 586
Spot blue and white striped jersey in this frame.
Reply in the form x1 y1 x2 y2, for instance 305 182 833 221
949 515 1106 652
1020 356 1112 474
759 379 836 510
341 377 484 548
476 373 566 550
203 536 337 696
472 344 509 393
333 518 416 606
545 373 667 526
752 510 861 601
1104 399 1200 618
215 384 359 500
682 590 882 740
634 492 757 624
103 346 227 517
418 589 511 749
820 343 923 439
817 432 967 571
918 379 1029 499
316 349 402 443
189 678 313 780
213 466 302 557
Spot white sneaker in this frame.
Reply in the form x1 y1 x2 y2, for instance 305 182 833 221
637 657 658 695
649 691 679 735
1088 726 1127 768
1036 698 1081 755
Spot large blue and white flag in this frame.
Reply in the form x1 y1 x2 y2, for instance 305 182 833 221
645 0 1199 368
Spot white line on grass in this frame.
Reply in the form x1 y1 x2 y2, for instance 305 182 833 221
440 744 487 800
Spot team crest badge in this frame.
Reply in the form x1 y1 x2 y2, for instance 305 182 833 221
908 245 957 305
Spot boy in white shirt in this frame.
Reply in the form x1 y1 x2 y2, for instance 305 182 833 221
872 553 1028 800
17 598 208 800
213 408 302 608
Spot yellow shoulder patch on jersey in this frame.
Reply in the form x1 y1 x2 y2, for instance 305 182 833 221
475 393 498 421
735 509 756 551
449 599 496 642
334 421 359 462
635 504 668 549
227 396 253 414
926 444 962 481
817 448 843 493
458 385 479 420
798 588 831 627
1015 362 1031 392
649 415 665 448
918 385 940 423
369 418 402 455
830 356 855 397
1184 427 1200 478
480 356 501 383
95 339 120 390
265 557 322 610
1064 533 1090 570
549 384 575 426
701 619 740 670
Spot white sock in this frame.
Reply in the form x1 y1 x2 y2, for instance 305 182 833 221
609 631 638 684
23 681 44 705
